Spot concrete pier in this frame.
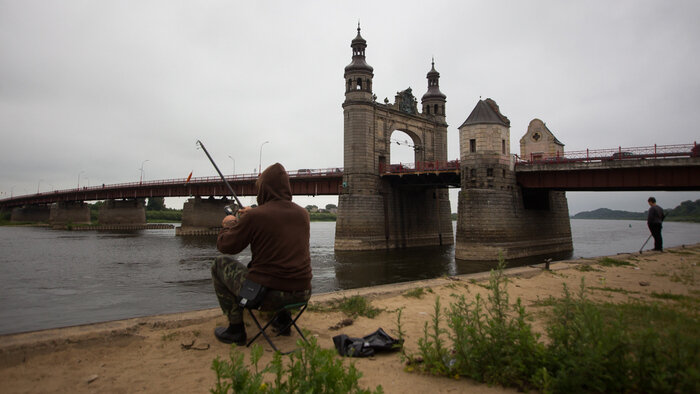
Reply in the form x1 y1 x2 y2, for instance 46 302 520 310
49 201 90 226
98 199 146 225
10 205 51 223
176 196 231 235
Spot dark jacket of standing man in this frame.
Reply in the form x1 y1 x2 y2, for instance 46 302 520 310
647 196 665 252
211 163 312 345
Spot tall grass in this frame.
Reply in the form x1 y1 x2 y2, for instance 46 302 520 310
211 337 383 394
410 259 700 393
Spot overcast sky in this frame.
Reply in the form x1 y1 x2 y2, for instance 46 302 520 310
1 0 699 214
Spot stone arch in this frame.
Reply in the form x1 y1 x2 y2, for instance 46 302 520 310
337 86 452 251
388 128 422 165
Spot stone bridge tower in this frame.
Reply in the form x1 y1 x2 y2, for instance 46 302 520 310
335 26 453 250
455 99 573 260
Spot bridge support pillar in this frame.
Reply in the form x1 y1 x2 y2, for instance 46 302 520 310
455 99 572 261
98 199 146 225
456 188 573 260
11 205 51 223
335 176 454 250
176 196 231 235
49 201 90 226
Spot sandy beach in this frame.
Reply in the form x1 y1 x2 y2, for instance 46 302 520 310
1 244 698 393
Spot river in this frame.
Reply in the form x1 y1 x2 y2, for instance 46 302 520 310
1 219 699 335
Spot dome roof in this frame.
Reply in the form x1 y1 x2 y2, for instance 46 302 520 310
344 24 373 73
421 60 446 101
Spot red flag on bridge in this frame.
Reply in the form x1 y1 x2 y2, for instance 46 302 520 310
186 171 193 183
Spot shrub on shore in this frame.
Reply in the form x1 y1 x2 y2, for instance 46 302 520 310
408 259 700 393
211 337 383 394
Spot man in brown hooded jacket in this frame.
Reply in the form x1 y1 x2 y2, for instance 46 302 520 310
211 163 312 345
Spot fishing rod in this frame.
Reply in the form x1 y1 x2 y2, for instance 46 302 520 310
639 234 652 254
196 140 243 216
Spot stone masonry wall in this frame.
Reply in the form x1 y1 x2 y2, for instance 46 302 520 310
178 196 231 234
97 199 146 225
336 98 454 250
11 205 50 222
456 121 572 260
456 188 572 260
49 201 91 225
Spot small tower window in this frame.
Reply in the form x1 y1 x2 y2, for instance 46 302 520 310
470 139 476 153
356 78 362 90
426 105 430 114
470 168 476 178
347 79 352 91
487 168 494 177
434 104 438 114
502 139 506 154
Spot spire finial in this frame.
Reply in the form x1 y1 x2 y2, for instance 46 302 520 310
357 20 361 33
432 56 435 67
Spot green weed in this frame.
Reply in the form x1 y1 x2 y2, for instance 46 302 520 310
210 338 383 394
598 257 633 267
409 261 700 393
335 295 382 318
403 287 427 299
575 264 602 272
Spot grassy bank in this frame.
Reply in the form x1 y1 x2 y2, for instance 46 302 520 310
408 259 699 393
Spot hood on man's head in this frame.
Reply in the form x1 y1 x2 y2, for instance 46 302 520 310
256 163 292 205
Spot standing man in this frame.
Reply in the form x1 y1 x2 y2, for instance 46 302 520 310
647 196 665 252
211 163 312 345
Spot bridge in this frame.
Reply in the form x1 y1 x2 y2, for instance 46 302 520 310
3 27 700 260
0 167 343 209
377 143 699 191
3 143 697 229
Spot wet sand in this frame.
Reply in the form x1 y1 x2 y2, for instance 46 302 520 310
1 244 698 393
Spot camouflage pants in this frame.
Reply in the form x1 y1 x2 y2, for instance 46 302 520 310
211 255 311 325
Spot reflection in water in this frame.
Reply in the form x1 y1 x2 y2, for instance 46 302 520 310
454 250 574 275
178 235 218 249
334 246 455 289
334 246 573 290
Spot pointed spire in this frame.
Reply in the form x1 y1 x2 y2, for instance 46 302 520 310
345 24 373 73
422 58 445 101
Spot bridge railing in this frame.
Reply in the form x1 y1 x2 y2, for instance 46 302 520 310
380 160 460 174
515 142 698 165
0 167 344 203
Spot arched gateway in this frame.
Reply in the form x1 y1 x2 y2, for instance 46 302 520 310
335 26 453 250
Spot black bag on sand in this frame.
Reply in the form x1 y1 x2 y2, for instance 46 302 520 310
333 327 403 357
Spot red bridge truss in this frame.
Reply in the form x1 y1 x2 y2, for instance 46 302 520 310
1 168 343 209
2 143 698 209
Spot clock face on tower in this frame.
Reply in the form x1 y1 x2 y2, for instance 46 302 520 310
532 132 541 142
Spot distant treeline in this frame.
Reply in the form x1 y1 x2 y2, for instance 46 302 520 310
572 199 700 222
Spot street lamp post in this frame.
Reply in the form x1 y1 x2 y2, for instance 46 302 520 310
37 179 43 193
258 141 269 175
228 155 236 175
139 160 150 184
77 171 85 189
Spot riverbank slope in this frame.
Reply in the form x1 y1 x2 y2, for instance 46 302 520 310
1 244 698 393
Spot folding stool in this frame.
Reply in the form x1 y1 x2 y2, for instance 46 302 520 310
245 302 308 354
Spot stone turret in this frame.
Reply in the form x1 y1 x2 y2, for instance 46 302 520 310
421 59 446 121
344 23 374 102
455 98 573 261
